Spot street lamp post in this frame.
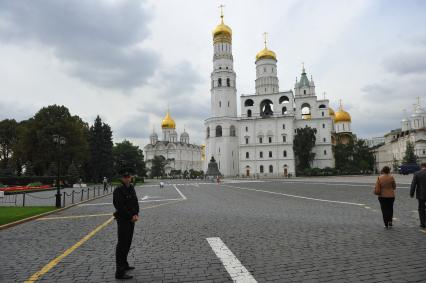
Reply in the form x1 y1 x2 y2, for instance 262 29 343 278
53 135 66 208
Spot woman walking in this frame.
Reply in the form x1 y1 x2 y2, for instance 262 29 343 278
374 166 396 229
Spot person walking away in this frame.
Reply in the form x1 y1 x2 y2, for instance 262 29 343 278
113 172 140 280
410 162 426 229
103 177 108 192
374 166 396 229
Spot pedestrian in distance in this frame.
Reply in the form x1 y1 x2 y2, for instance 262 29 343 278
113 171 140 280
374 166 396 229
410 162 426 229
159 181 164 188
103 177 108 192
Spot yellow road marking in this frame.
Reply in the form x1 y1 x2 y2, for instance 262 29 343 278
38 213 112 220
24 199 186 283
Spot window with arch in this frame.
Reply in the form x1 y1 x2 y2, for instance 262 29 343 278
323 138 326 142
260 99 274 117
324 150 327 155
245 137 249 144
246 152 249 159
283 136 287 142
301 103 311 119
322 111 324 117
219 101 221 107
218 78 222 87
206 127 210 138
259 137 263 144
282 107 287 115
260 151 263 158
226 78 230 87
216 125 222 137
283 150 287 157
279 96 290 104
303 90 306 95
244 99 254 107
319 104 327 109
269 151 272 158
282 124 286 129
269 165 273 173
268 137 272 143
230 125 236 137
228 101 230 107
247 109 252 117
260 165 264 173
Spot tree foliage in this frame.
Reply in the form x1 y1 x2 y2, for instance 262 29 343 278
402 141 418 164
151 155 166 178
333 139 374 173
88 115 113 182
293 126 317 171
113 140 146 177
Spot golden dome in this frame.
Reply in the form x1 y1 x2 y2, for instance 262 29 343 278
329 107 335 116
334 109 351 123
213 18 232 44
256 47 277 61
161 110 176 129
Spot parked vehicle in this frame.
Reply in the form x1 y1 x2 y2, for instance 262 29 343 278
398 164 421 175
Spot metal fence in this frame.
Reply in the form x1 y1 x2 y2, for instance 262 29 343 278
0 184 114 207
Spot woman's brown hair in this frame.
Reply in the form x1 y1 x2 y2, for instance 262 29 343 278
382 166 391 174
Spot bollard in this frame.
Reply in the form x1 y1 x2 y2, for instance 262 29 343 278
98 186 100 196
72 190 75 204
81 189 84 201
63 192 66 207
87 188 89 200
93 187 95 198
22 193 26 207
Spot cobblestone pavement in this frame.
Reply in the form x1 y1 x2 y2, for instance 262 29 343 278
1 177 425 282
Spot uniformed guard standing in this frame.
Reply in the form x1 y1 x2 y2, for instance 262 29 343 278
113 171 140 280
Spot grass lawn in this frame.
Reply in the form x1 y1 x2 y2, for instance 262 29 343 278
0 206 57 226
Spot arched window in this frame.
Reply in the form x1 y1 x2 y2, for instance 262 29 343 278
260 165 264 173
230 125 236 137
218 78 222 87
216 125 222 137
282 107 287 115
226 78 230 87
246 152 249 159
283 150 287 157
260 99 274 117
206 127 210 138
301 103 311 119
324 150 327 155
269 151 272 158
244 99 254 107
260 151 263 158
318 104 327 109
269 165 273 173
247 109 252 117
279 96 290 104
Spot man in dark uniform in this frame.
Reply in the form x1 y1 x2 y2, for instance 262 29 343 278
410 162 426 229
113 171 140 279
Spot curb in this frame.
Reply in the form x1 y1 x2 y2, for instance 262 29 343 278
0 191 113 231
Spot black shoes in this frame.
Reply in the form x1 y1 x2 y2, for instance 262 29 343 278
125 266 135 271
115 273 133 280
420 224 426 229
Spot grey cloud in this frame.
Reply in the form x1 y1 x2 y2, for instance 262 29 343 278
115 113 151 139
0 0 159 89
382 50 426 75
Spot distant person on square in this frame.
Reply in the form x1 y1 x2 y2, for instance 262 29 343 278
410 162 426 229
374 166 396 229
113 171 139 280
103 177 108 192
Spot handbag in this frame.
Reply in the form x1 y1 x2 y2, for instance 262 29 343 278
374 176 381 195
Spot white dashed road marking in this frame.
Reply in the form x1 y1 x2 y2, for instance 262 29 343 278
207 237 257 283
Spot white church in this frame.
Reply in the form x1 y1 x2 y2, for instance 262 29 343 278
205 12 353 178
144 110 203 176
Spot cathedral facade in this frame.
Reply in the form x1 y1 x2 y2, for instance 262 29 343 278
144 110 203 176
205 13 352 177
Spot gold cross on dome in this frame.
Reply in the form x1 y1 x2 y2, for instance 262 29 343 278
219 4 225 19
263 32 268 48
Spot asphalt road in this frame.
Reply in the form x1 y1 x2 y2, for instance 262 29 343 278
0 177 425 282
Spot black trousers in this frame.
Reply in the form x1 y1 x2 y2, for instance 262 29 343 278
116 218 135 274
418 199 426 226
378 197 395 226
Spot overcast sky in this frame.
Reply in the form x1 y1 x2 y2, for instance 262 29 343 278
0 0 425 148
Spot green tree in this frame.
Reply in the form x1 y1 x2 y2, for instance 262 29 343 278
18 105 89 176
150 155 166 178
113 140 146 177
293 126 317 172
402 141 418 164
88 116 113 182
333 139 374 174
0 119 18 173
67 161 80 184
